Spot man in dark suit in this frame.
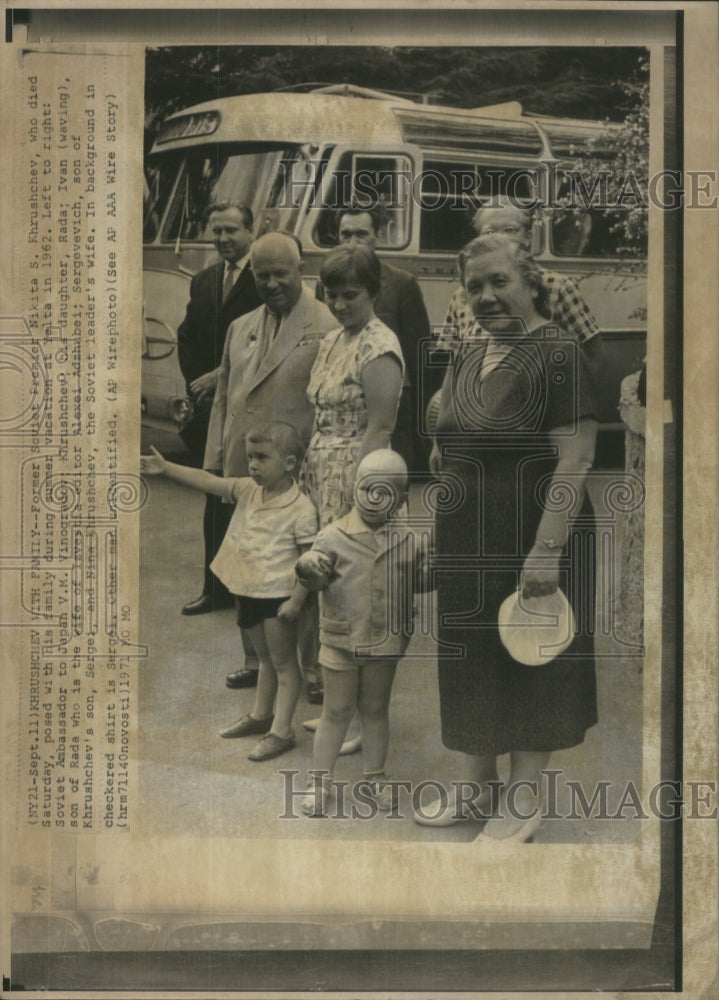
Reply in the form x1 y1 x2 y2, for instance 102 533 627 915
322 205 433 472
177 201 262 617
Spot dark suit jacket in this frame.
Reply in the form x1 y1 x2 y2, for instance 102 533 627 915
176 259 262 456
373 262 430 395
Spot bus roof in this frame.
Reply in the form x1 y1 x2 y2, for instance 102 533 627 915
150 88 614 158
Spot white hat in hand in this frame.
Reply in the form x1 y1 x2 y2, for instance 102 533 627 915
498 588 575 666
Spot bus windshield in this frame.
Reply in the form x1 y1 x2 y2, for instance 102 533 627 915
143 144 316 244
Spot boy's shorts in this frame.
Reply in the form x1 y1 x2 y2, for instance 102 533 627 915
235 595 290 630
319 643 398 672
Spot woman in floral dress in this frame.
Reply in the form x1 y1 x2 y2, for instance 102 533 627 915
300 245 404 527
299 243 404 737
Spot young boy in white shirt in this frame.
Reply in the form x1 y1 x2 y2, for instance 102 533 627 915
141 421 317 761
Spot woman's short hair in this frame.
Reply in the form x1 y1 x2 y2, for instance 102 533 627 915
458 233 551 319
471 197 532 240
319 244 382 298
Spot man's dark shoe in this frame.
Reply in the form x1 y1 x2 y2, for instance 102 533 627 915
306 680 324 705
226 669 259 689
182 593 234 616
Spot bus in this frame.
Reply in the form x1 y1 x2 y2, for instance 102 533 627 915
142 83 646 448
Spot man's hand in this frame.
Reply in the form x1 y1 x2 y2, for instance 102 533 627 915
190 370 219 408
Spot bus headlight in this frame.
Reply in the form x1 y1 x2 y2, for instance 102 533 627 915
171 397 193 425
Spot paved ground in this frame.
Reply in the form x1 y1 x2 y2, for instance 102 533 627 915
138 463 644 846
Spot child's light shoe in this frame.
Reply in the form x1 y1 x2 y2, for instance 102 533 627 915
247 730 296 762
357 773 395 812
301 773 333 818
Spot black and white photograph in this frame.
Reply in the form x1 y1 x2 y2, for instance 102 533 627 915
1 4 716 998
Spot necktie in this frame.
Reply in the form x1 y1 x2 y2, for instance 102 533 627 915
222 263 237 303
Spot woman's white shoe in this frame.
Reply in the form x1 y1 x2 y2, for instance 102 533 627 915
474 809 542 843
414 786 498 827
301 718 361 755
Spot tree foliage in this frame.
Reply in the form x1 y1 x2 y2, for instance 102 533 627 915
145 45 648 148
144 46 649 263
590 69 650 254
552 59 649 258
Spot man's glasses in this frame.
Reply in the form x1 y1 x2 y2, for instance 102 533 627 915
479 225 526 236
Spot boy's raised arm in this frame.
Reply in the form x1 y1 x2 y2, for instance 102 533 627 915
140 446 233 499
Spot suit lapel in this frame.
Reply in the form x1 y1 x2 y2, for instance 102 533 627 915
249 291 312 390
336 519 409 556
211 260 225 297
336 523 378 555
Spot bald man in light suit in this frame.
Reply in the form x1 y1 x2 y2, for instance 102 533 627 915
205 232 335 689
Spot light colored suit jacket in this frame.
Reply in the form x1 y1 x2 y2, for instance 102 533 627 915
204 285 335 477
300 508 429 659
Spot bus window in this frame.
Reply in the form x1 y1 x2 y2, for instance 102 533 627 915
351 154 412 248
550 208 647 257
313 151 412 249
419 161 536 253
153 146 315 243
549 171 648 258
143 159 180 242
259 147 327 237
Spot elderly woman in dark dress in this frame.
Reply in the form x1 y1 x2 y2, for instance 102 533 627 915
418 234 598 841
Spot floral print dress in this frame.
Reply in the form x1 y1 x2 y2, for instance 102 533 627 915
299 317 404 528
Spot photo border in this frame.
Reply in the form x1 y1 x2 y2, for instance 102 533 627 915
2 4 715 998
